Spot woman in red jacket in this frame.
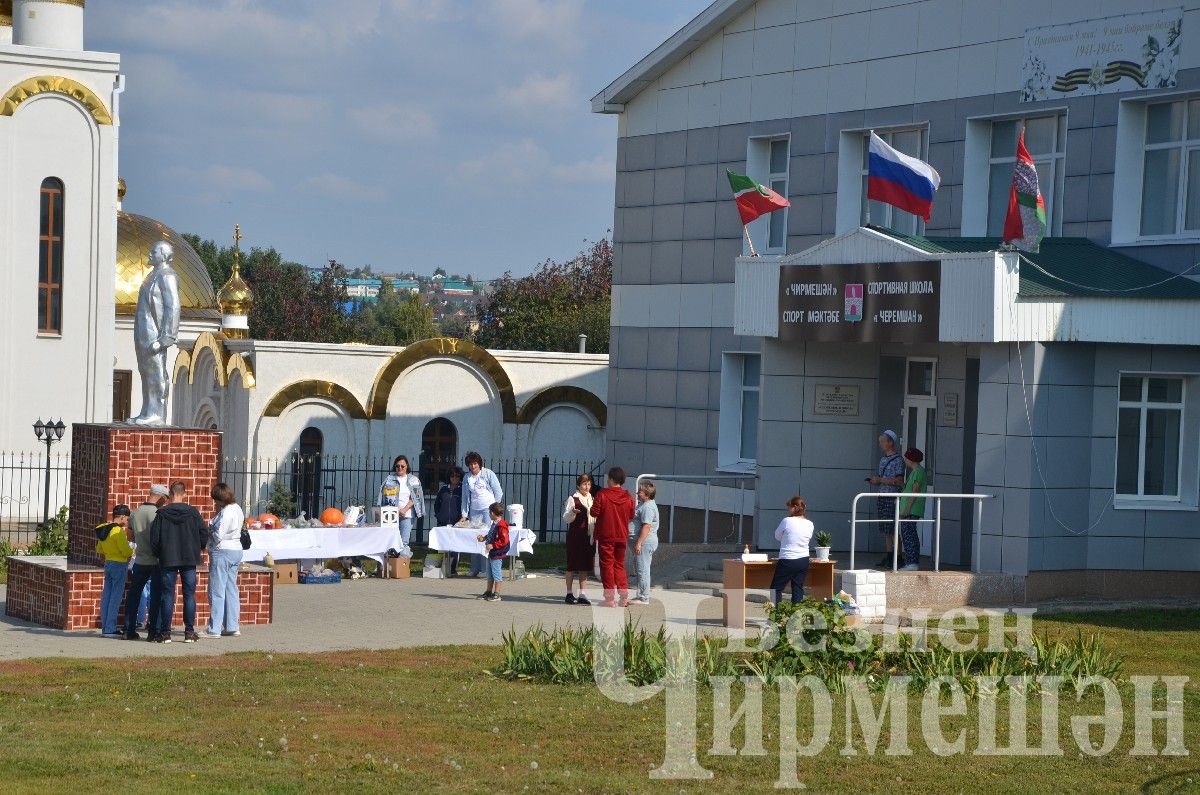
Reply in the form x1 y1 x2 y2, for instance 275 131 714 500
590 466 636 607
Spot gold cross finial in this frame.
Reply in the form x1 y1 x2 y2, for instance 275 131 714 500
232 223 243 272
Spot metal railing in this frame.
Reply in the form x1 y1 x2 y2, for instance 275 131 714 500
849 491 992 572
635 473 752 545
0 451 71 547
222 453 605 545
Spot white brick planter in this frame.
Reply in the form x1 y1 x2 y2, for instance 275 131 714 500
838 569 887 622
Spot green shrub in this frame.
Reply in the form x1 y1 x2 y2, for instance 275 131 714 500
266 478 298 518
490 601 1123 698
27 505 68 556
0 537 19 583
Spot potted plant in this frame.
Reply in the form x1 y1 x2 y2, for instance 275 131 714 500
812 530 832 561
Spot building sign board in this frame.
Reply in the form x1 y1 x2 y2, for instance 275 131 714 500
778 261 940 343
1020 8 1182 102
813 384 861 417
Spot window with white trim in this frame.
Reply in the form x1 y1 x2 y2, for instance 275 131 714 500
718 353 760 470
985 115 1066 236
860 128 927 236
1139 99 1200 237
1116 375 1184 498
746 136 789 254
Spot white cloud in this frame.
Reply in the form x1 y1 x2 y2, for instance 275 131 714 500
482 0 584 46
305 173 388 201
348 104 437 144
455 139 612 191
497 72 578 114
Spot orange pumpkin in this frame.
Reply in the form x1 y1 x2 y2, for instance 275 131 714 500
258 513 279 529
320 507 344 526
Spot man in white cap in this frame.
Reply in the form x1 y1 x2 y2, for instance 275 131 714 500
124 484 170 641
867 430 906 567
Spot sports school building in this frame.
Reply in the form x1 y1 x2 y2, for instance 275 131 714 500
592 0 1200 594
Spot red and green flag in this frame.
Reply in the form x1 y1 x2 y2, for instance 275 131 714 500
726 169 789 226
1002 130 1046 253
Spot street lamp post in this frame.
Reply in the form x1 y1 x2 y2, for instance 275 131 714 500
33 418 66 525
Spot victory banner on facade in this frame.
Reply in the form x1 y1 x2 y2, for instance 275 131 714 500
1020 7 1182 102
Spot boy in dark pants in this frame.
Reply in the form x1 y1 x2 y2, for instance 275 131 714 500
475 502 510 602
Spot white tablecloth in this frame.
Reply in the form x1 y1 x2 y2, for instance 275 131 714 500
427 525 536 556
243 525 404 563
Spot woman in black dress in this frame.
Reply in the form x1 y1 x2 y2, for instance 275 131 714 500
561 473 596 605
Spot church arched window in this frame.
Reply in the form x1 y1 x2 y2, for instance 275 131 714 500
38 177 65 334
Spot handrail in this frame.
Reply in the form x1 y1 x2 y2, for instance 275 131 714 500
849 492 992 572
635 473 751 544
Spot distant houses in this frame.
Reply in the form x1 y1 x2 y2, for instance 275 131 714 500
313 268 486 325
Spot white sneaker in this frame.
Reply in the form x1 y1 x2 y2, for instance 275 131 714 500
902 564 919 571
628 598 651 606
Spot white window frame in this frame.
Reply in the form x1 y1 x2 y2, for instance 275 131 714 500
745 135 790 255
961 113 1067 238
717 352 761 473
1113 371 1200 511
1113 92 1200 245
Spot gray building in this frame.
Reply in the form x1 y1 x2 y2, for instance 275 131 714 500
593 0 1200 590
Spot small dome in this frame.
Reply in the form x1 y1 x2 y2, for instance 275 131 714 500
218 262 254 316
116 211 218 319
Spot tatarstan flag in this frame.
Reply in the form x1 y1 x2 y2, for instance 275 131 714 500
726 169 790 225
1002 130 1046 253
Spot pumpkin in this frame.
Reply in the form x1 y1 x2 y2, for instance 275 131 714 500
320 507 344 526
258 513 279 529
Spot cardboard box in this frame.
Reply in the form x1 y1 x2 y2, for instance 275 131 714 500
271 562 298 585
386 558 411 579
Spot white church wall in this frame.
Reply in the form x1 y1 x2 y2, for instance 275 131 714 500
494 350 608 406
527 405 604 463
383 359 504 464
0 90 116 451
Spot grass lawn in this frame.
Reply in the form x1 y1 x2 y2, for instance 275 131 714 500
0 609 1195 793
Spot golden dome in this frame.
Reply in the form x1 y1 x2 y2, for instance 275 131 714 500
218 261 254 316
115 211 219 319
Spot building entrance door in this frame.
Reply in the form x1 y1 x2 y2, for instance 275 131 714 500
903 358 937 554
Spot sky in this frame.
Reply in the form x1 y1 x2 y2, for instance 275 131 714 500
87 0 712 279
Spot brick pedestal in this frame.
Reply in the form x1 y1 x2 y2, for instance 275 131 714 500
4 424 274 630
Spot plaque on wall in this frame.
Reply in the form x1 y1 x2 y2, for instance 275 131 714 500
941 392 960 427
778 261 940 343
813 384 861 417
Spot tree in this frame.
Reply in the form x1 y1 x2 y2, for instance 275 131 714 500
346 289 437 347
184 234 351 343
474 238 611 353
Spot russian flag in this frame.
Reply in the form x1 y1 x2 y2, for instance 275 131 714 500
866 131 941 223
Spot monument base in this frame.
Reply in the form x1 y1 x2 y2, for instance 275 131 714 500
5 556 274 630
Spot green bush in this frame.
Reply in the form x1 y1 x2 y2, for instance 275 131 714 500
266 478 298 519
27 505 68 556
490 599 1123 698
0 537 19 583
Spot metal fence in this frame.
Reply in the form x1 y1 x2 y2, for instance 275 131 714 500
0 451 72 547
221 453 606 545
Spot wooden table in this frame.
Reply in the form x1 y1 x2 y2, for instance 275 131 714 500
721 558 837 629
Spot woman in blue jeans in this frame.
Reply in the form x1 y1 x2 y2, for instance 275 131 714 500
205 483 245 638
771 496 813 605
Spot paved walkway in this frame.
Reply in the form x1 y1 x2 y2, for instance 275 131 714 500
0 574 731 661
2 576 1196 661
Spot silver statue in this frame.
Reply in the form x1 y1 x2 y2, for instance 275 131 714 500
130 241 180 425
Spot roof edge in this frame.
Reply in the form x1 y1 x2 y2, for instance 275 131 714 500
590 0 754 113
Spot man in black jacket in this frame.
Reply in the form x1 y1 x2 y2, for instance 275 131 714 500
149 480 208 643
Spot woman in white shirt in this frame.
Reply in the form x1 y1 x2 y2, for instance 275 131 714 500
205 482 245 638
771 495 814 605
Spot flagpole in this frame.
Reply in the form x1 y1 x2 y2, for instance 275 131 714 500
864 129 873 228
743 224 759 257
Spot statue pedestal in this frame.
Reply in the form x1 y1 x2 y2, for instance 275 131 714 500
5 424 273 630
